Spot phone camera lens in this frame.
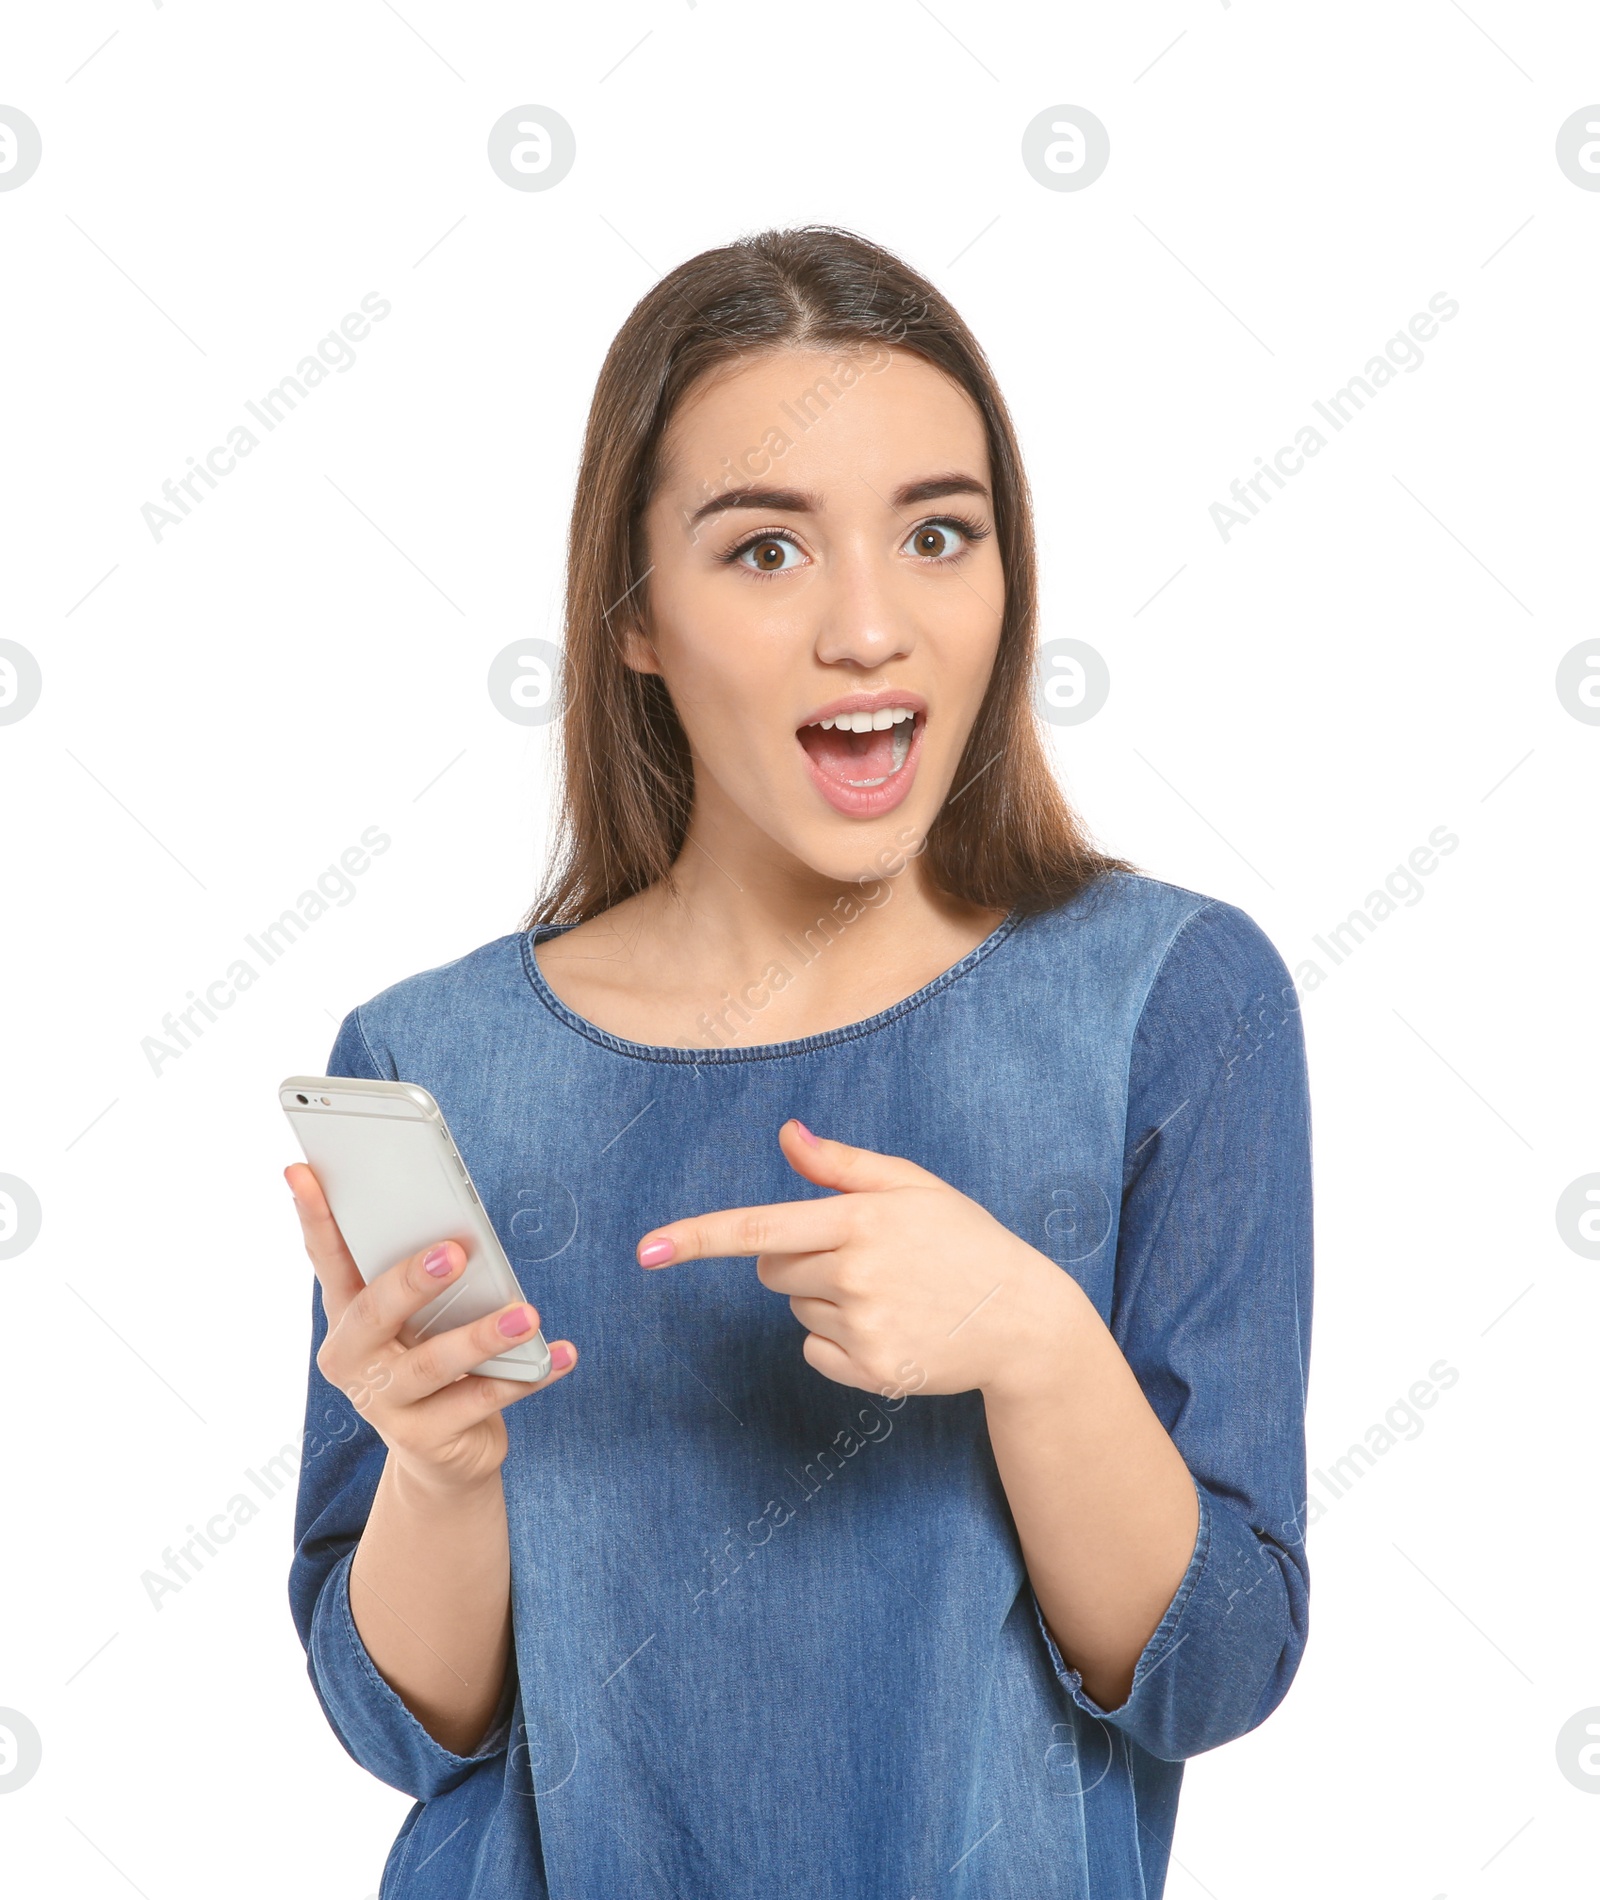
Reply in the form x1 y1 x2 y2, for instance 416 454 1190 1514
295 1093 309 1104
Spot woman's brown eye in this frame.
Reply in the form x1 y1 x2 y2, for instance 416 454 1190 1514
735 534 800 574
910 525 960 558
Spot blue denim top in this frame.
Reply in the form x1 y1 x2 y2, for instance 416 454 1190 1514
289 871 1312 1900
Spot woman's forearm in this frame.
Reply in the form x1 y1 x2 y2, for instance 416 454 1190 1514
349 1451 514 1755
983 1280 1200 1712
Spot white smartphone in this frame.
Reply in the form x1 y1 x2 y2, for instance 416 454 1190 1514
281 1074 553 1383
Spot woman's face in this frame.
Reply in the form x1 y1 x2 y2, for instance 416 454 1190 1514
630 346 1006 886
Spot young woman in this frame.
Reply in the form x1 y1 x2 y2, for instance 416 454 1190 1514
288 227 1311 1900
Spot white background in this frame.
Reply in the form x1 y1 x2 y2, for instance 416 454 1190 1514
2 3 1597 1896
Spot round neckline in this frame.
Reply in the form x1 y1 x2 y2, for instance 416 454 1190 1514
519 909 1023 1065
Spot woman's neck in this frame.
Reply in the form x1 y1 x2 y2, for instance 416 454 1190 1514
535 807 1006 1050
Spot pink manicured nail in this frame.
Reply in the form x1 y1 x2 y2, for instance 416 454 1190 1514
497 1306 532 1338
638 1238 676 1267
549 1343 574 1370
423 1246 454 1277
791 1119 820 1146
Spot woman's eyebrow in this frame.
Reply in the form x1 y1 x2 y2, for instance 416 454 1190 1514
891 474 990 508
688 486 816 527
687 472 990 529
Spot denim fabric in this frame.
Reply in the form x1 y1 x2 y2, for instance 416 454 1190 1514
288 871 1312 1899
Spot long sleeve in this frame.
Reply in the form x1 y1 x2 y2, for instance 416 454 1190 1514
1031 898 1314 1760
286 1008 517 1799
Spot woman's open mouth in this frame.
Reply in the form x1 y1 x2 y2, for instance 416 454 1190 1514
795 696 926 817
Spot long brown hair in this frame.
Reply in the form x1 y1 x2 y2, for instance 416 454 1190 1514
525 225 1130 927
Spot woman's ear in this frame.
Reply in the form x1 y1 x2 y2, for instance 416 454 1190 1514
620 619 662 676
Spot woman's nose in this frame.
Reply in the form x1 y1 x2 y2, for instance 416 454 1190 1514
810 555 917 669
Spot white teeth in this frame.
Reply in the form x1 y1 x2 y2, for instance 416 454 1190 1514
813 706 916 732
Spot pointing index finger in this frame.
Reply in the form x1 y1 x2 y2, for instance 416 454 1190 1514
637 1196 847 1267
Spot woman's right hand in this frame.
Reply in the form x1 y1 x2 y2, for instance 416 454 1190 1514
287 1161 578 1495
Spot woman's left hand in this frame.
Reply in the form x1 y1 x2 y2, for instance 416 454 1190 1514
635 1118 1086 1402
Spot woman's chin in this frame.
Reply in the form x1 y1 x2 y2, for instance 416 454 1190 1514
775 816 929 893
